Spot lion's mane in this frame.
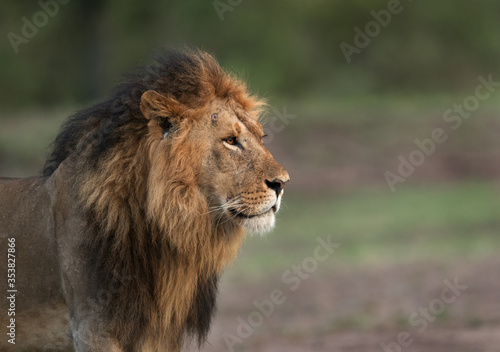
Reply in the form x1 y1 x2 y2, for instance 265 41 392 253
42 49 265 350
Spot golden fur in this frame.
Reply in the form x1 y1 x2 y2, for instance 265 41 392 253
1 49 289 351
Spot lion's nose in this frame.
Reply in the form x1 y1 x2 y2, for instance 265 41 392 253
265 178 287 197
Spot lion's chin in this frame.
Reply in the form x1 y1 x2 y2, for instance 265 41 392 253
238 209 276 234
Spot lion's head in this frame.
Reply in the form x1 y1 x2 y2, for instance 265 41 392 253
42 49 289 349
141 89 289 235
45 49 288 240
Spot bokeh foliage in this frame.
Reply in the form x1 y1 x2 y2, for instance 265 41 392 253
2 0 500 109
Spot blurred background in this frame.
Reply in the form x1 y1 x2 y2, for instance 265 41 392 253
1 1 500 351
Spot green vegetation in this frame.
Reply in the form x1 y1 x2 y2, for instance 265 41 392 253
3 1 500 109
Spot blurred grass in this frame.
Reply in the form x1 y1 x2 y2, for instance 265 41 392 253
284 93 500 133
229 182 500 280
3 92 499 178
0 109 68 177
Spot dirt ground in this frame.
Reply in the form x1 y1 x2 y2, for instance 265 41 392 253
199 257 500 352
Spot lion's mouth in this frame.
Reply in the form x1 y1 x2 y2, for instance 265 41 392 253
228 206 275 219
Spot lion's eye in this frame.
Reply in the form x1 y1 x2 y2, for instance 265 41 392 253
223 136 243 150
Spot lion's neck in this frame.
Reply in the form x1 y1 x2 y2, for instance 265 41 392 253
82 196 245 350
148 224 245 349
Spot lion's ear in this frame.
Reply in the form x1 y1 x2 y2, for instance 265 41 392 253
141 90 183 138
140 90 173 121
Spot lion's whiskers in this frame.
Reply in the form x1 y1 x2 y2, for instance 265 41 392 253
213 197 254 228
204 196 252 229
202 196 242 217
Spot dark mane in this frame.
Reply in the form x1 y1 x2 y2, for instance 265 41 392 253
40 48 262 349
42 48 251 176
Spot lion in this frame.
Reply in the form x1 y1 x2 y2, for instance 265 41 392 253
0 49 289 351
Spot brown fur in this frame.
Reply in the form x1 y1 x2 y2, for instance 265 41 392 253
76 51 266 349
1 49 288 351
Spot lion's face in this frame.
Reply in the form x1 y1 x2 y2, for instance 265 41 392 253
193 100 290 233
141 89 289 234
